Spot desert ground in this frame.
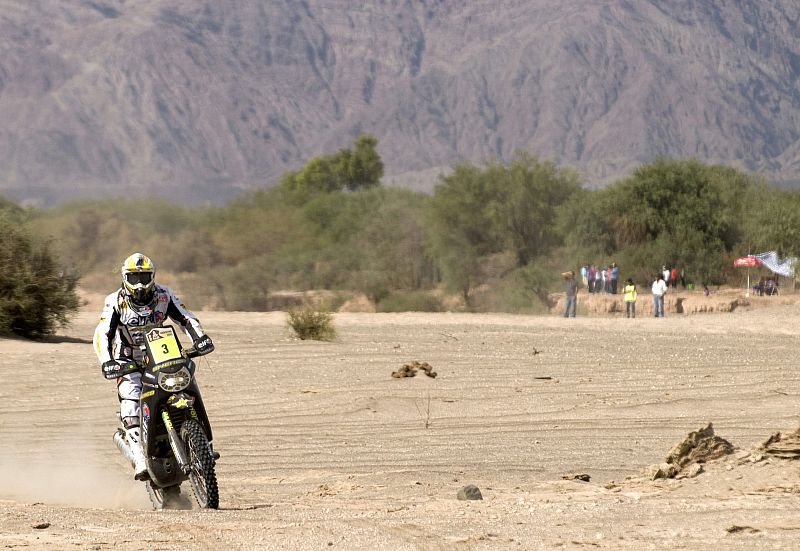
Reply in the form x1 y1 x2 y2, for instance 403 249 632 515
2 291 800 550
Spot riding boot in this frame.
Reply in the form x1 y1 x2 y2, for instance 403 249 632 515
125 427 150 481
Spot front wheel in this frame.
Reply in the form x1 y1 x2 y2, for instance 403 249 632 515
146 483 190 510
180 419 219 509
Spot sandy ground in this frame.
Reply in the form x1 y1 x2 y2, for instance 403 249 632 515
2 300 800 550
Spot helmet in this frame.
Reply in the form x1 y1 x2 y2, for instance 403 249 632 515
121 253 156 305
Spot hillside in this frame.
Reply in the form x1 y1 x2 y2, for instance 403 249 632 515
1 1 799 205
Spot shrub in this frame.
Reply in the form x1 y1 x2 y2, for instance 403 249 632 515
0 214 80 338
287 306 337 341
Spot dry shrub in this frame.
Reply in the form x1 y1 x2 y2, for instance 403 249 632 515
287 306 337 341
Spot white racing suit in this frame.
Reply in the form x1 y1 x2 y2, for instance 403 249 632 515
93 284 210 479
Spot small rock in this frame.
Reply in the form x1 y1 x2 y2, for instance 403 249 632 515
562 473 591 482
726 525 760 534
392 361 437 378
677 463 704 479
32 523 50 530
759 432 782 450
645 463 678 480
457 484 483 500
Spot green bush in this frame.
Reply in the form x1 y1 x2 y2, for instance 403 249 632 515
287 306 337 341
0 213 79 338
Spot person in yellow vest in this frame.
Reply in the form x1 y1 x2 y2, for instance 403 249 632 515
623 278 637 318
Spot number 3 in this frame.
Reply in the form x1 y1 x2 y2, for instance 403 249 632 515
161 343 169 354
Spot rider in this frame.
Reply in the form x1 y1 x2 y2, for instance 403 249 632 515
93 253 214 480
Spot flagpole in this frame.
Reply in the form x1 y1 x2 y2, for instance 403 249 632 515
746 267 750 297
747 244 751 298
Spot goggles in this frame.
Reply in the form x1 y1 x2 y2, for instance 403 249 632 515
125 271 153 286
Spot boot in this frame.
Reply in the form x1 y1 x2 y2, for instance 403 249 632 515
125 427 150 481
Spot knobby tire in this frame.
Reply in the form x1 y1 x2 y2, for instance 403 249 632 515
180 418 219 509
147 483 182 510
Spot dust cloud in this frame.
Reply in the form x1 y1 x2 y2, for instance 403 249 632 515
0 430 150 510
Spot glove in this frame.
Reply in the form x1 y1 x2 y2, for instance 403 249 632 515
101 360 123 379
101 360 140 379
193 335 214 356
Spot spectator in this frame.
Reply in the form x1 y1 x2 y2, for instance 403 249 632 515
652 274 668 317
610 263 619 294
562 270 578 318
594 267 603 294
623 278 637 318
601 267 608 294
670 267 678 289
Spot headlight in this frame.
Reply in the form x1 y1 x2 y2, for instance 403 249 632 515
158 367 192 392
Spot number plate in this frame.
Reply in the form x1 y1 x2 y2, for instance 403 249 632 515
144 326 183 364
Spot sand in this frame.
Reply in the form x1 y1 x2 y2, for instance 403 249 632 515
2 300 800 549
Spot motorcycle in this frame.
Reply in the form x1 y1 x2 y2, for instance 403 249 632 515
112 325 219 509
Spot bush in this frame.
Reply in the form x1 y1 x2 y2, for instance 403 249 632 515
0 214 79 338
287 306 337 341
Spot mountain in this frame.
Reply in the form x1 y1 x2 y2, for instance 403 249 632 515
1 0 799 205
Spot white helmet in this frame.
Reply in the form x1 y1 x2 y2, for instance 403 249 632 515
121 253 156 305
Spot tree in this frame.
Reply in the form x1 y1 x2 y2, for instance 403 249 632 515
427 155 582 304
563 158 755 284
486 153 581 266
346 134 383 191
280 134 383 198
742 187 800 259
427 163 501 303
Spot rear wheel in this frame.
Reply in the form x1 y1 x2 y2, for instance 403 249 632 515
180 419 219 509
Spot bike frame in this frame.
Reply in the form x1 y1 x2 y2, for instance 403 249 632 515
138 326 214 487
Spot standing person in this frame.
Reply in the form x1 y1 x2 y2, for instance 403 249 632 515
623 278 637 318
662 266 671 286
600 267 608 294
652 274 668 317
594 266 603 293
580 265 588 288
586 267 592 293
679 268 686 289
610 263 619 294
670 266 678 289
562 270 578 318
93 253 216 480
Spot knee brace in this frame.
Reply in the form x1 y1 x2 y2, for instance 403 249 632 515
117 373 142 429
119 397 140 420
122 416 140 429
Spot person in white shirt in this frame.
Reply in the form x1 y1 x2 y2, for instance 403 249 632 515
651 274 668 317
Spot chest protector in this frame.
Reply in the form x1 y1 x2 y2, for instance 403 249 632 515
117 288 172 358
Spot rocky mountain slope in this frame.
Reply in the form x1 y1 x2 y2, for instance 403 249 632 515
1 0 799 205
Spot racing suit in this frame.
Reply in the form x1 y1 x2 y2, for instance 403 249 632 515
93 284 213 479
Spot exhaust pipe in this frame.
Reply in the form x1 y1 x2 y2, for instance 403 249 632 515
113 429 135 468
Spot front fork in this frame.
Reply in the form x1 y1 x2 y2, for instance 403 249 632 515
162 410 192 474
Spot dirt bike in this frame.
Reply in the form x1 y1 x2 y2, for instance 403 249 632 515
112 325 219 509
